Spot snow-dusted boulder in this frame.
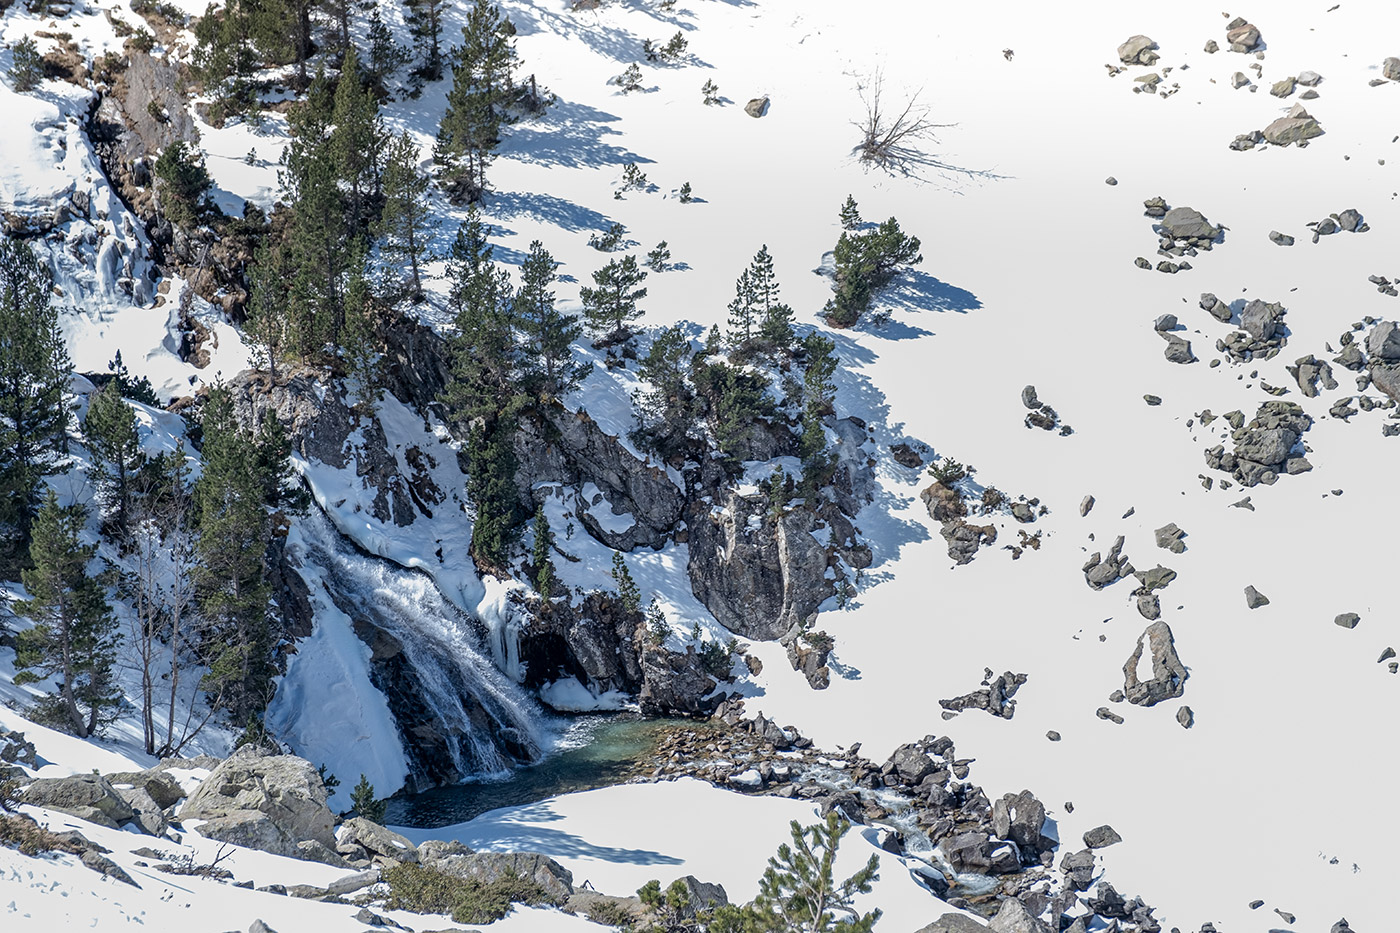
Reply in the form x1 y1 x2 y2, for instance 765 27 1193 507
19 774 135 829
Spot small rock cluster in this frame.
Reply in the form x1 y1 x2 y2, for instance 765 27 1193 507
1200 293 1289 363
939 669 1029 720
1116 35 1159 66
1308 208 1368 241
1154 315 1195 364
1231 104 1324 150
1083 536 1131 590
1022 384 1073 434
1139 199 1220 273
1203 400 1313 487
1224 16 1263 53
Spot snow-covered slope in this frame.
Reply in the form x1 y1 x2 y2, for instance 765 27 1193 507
3 0 1399 930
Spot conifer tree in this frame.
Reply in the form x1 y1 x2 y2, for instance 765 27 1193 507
435 0 518 201
740 813 881 933
376 131 436 301
0 238 71 565
8 36 44 93
632 325 696 457
839 194 862 231
192 385 285 722
611 551 640 613
517 241 590 399
726 268 758 355
798 333 837 490
245 238 294 380
12 492 119 738
748 245 779 314
405 0 447 80
331 48 387 236
350 774 387 822
365 5 407 88
84 380 146 538
580 254 648 345
154 141 212 229
464 423 522 569
645 240 671 273
340 245 380 398
531 503 554 597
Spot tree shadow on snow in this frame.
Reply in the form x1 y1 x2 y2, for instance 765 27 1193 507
487 190 616 235
508 3 652 64
881 269 983 318
502 98 651 169
464 801 685 866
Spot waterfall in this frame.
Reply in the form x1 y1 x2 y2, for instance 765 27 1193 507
290 509 554 793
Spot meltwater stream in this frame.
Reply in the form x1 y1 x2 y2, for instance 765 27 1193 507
290 509 554 792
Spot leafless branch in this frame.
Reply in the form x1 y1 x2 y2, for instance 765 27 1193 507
850 70 1003 183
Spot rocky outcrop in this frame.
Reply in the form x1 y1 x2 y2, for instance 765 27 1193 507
638 643 726 716
0 730 37 768
337 817 420 864
515 405 684 551
179 745 337 859
1123 621 1187 706
519 592 645 701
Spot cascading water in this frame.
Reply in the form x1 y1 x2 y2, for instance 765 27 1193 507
292 508 553 792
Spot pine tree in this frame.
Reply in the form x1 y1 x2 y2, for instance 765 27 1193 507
0 238 72 566
798 333 837 490
154 141 212 229
760 302 796 360
748 245 779 314
839 195 862 231
340 245 380 398
741 813 881 933
464 422 522 569
192 385 282 722
331 48 387 236
245 238 294 380
365 5 407 88
580 254 648 346
517 241 590 400
726 268 758 355
9 36 45 93
701 78 719 105
12 492 119 738
84 380 146 538
631 325 696 457
404 0 447 80
611 552 640 613
645 241 671 273
531 503 554 597
376 131 436 301
435 0 517 202
350 774 387 822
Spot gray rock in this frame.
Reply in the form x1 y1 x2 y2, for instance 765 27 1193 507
1123 621 1187 706
1105 176 1118 186
1154 523 1186 553
1079 495 1095 517
1269 230 1295 246
1336 208 1363 232
1236 428 1297 465
0 730 37 767
338 818 419 864
1230 71 1250 89
115 786 167 837
1335 613 1360 629
917 914 992 933
1297 70 1323 86
1244 585 1270 609
1385 57 1400 81
1117 35 1160 66
81 850 139 887
1162 333 1195 364
1136 593 1161 620
1060 848 1096 891
1021 385 1042 410
326 868 380 896
428 851 574 903
1368 321 1400 361
1083 824 1122 849
891 746 938 785
991 789 1053 856
1046 730 1061 742
566 893 650 925
1161 206 1219 241
105 769 185 810
1177 705 1194 728
1263 105 1323 146
1270 77 1297 98
20 775 135 829
989 896 1052 933
1227 22 1261 51
1241 299 1283 342
1096 707 1124 724
744 96 769 118
249 922 278 933
179 745 337 859
1153 313 1178 332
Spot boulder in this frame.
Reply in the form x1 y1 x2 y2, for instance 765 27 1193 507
179 745 337 859
1177 705 1194 729
338 817 420 864
991 790 1053 856
1123 621 1187 706
1083 824 1122 849
1116 35 1159 66
427 851 574 903
1270 77 1296 98
744 96 769 118
1269 230 1295 246
1162 333 1195 364
1335 613 1360 629
921 482 967 523
1236 428 1296 465
1263 106 1323 146
917 915 991 933
1153 523 1186 553
1226 21 1261 51
1240 299 1283 342
1060 848 1095 890
989 896 1053 933
890 746 938 786
115 785 168 837
19 774 135 829
1367 321 1400 361
1244 586 1270 609
1160 207 1218 241
1385 57 1400 81
1021 385 1041 410
105 769 185 810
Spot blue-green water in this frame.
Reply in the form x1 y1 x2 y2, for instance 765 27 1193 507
385 714 707 828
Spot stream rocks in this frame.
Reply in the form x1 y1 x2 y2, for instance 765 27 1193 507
1122 621 1187 706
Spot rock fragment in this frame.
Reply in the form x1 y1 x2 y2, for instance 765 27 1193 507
1244 585 1270 609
